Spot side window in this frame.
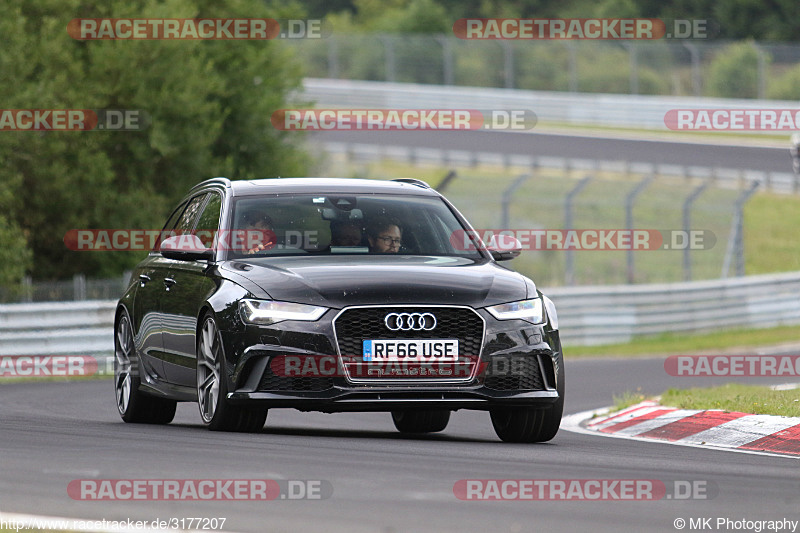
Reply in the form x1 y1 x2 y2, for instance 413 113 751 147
174 194 208 233
154 194 207 252
153 201 188 251
195 193 222 249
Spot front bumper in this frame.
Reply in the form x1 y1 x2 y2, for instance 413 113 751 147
226 388 559 412
222 306 562 413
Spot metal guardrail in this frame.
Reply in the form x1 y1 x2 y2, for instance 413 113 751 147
302 77 800 133
2 271 800 351
318 140 799 195
547 271 800 345
0 301 116 361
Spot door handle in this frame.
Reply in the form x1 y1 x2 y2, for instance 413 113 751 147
164 277 177 291
138 274 151 287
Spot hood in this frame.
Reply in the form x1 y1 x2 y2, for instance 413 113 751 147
221 255 531 309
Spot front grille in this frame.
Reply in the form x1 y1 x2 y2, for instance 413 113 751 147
483 355 545 391
333 306 484 382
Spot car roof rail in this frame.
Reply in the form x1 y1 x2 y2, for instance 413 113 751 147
190 177 232 191
391 178 431 189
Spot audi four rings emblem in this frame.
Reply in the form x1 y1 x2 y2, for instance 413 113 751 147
384 312 437 331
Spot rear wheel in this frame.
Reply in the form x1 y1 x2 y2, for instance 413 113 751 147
197 315 267 432
115 311 176 424
391 410 450 433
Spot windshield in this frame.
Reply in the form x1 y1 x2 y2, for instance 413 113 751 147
227 193 482 259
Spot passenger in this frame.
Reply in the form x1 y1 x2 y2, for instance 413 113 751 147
329 220 364 247
240 211 275 254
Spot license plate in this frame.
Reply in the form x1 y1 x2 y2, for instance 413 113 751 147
362 339 459 362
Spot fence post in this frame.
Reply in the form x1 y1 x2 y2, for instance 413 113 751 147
721 181 760 278
500 41 514 88
754 43 767 100
327 36 339 79
623 42 639 94
682 179 710 281
437 36 454 85
23 275 33 303
73 274 86 301
382 36 396 82
500 173 533 229
567 41 578 92
683 43 702 96
626 175 654 284
564 176 592 285
436 170 458 194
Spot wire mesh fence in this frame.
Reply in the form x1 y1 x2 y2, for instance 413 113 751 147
284 35 800 99
0 272 131 304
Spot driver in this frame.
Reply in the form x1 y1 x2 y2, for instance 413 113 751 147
366 217 402 253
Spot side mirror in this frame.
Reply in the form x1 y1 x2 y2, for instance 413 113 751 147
160 234 214 261
487 234 522 261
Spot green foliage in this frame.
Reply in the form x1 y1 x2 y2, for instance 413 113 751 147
0 216 32 288
767 64 800 100
317 0 800 41
705 41 766 98
0 0 310 282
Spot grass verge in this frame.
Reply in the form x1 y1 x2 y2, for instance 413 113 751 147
564 324 800 358
0 373 109 385
660 383 800 417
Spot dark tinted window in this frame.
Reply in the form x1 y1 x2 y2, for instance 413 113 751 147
154 194 208 251
230 194 482 258
195 193 222 249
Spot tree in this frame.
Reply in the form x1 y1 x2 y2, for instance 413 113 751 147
0 0 311 282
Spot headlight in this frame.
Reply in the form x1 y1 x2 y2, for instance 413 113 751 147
239 299 327 325
486 298 545 324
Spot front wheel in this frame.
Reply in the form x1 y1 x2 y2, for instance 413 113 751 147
490 405 561 443
491 344 564 443
115 310 176 424
391 410 450 433
197 315 267 432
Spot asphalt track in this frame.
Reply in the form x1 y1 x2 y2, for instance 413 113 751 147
313 130 795 173
1 358 797 533
3 132 796 532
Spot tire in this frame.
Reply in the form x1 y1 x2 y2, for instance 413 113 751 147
197 314 267 432
115 310 177 424
391 410 450 433
490 343 565 443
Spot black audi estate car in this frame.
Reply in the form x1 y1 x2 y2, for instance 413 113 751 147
114 177 563 442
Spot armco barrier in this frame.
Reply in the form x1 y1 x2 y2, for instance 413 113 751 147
2 272 800 353
0 301 116 364
302 77 800 134
547 271 800 345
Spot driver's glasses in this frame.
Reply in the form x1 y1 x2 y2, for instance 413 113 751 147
377 235 402 246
